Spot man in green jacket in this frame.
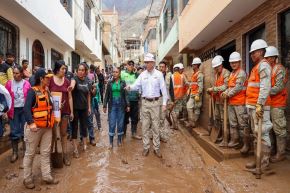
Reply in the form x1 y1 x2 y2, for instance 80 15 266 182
121 60 142 139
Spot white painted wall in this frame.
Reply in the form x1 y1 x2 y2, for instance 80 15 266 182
15 0 75 49
0 1 74 70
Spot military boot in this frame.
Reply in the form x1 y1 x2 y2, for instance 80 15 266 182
10 140 19 163
185 110 195 128
261 144 271 170
270 136 286 163
245 143 256 169
228 127 240 148
240 127 251 155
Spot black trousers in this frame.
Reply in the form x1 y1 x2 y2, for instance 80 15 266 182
72 109 88 139
124 101 139 134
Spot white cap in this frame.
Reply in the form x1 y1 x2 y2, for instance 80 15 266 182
179 63 184 69
212 55 223 68
264 46 279 57
144 53 155 62
229 52 241 62
192 57 202 65
173 64 180 69
250 39 268 53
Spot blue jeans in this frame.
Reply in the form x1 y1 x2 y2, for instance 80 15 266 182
10 107 26 140
108 98 125 140
87 103 102 141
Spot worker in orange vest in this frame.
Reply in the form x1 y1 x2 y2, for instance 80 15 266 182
170 63 188 129
221 52 249 151
207 55 230 146
265 46 288 163
179 63 189 122
186 57 204 129
245 39 273 171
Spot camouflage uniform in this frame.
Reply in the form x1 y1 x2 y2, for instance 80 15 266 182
186 71 204 127
212 68 230 141
225 69 249 147
270 64 287 162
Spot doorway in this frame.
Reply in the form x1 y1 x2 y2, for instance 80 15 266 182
216 40 236 72
32 40 45 69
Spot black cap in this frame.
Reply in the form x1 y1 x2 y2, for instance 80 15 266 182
35 68 52 80
6 50 15 57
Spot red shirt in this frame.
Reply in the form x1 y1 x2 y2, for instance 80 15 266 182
49 77 71 115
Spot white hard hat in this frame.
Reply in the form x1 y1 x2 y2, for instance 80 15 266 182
264 46 279 57
229 52 241 62
250 39 268 53
144 53 155 62
173 64 180 69
212 55 223 68
179 63 184 69
192 57 202 65
217 55 224 62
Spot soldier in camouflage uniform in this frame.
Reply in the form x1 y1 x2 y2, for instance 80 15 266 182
186 57 204 128
221 52 249 150
265 46 288 163
170 63 188 129
207 55 230 146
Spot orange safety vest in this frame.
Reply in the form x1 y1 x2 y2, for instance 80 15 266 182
190 70 200 95
214 68 226 103
173 72 186 100
228 68 247 105
271 64 288 107
32 87 54 129
246 59 271 106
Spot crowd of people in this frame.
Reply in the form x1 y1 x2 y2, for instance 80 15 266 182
0 37 287 188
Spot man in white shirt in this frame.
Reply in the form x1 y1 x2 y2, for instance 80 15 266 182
126 53 168 158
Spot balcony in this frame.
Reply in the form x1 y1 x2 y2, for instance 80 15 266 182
179 0 266 52
11 0 75 49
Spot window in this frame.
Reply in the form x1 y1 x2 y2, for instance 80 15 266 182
95 20 99 40
244 24 265 72
32 40 45 68
171 0 177 19
84 1 91 29
281 9 290 68
71 51 80 73
163 9 168 36
216 40 236 72
0 17 19 61
51 49 63 70
60 0 72 16
159 24 162 43
181 0 190 13
26 38 29 60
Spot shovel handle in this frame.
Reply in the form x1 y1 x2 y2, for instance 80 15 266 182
223 98 228 144
256 118 262 179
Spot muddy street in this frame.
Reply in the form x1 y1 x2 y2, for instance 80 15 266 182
0 109 290 193
0 110 222 193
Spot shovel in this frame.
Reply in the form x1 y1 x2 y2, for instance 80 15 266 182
51 123 63 168
208 97 213 135
219 98 229 147
255 118 262 179
210 95 221 142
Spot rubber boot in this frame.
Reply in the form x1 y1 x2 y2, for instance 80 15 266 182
10 140 19 163
261 143 271 170
246 142 256 169
171 114 178 130
109 136 114 149
270 136 286 163
228 127 240 148
185 110 195 128
117 135 122 146
240 127 251 155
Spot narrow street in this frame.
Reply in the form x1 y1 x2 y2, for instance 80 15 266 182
0 109 289 193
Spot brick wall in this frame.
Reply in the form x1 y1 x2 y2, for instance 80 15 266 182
184 0 290 146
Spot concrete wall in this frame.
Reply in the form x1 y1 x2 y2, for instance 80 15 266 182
15 0 75 49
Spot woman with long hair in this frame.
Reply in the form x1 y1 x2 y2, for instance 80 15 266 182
49 60 73 166
70 63 91 158
103 67 130 149
6 66 31 163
